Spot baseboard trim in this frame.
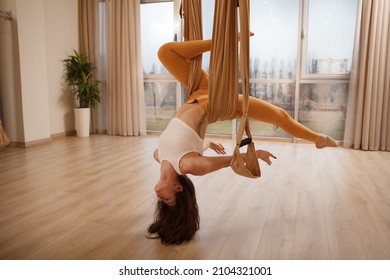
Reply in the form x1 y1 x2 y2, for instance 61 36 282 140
6 131 77 148
51 130 76 139
22 137 53 148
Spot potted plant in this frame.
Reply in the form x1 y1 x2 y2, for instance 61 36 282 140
63 50 100 137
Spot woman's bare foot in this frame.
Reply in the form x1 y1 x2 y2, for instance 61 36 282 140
315 134 338 149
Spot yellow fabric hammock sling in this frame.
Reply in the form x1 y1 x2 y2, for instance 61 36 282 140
181 0 260 179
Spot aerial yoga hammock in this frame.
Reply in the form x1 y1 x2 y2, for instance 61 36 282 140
181 0 260 178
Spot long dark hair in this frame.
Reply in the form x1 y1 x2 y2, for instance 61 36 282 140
147 175 200 245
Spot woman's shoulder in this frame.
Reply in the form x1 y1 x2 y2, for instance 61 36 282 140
179 152 202 174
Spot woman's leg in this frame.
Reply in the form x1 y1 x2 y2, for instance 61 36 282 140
158 40 211 88
236 96 338 148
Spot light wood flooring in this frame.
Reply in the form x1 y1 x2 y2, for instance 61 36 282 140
1 135 390 260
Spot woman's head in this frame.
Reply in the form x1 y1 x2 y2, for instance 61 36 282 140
147 175 200 245
154 173 183 206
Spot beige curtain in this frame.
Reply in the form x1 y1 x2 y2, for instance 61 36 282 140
344 0 390 151
106 0 145 136
79 0 145 136
79 0 96 59
79 0 107 133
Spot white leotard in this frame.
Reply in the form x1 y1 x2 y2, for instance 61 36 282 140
158 118 204 174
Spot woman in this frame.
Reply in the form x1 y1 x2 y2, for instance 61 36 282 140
147 38 337 245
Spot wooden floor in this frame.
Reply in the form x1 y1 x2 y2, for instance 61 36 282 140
1 135 390 260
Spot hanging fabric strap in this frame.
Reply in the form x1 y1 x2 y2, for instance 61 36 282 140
181 0 260 178
207 0 238 123
230 0 260 178
208 0 260 178
180 0 203 96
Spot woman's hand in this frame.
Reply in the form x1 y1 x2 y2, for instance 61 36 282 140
204 142 226 155
255 150 277 165
237 31 255 41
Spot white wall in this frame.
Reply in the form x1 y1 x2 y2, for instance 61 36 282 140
0 0 78 145
16 0 51 143
44 0 78 136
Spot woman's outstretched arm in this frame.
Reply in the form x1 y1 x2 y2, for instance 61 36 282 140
181 150 276 176
180 154 232 176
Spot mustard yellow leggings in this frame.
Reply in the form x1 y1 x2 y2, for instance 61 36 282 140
158 40 318 142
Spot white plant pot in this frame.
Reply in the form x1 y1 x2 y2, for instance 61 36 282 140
74 108 90 137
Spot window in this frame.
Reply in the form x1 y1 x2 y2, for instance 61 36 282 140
250 0 299 80
299 0 358 140
141 1 178 131
248 0 299 139
140 0 359 142
141 2 174 75
305 0 358 75
144 81 177 130
298 82 348 140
